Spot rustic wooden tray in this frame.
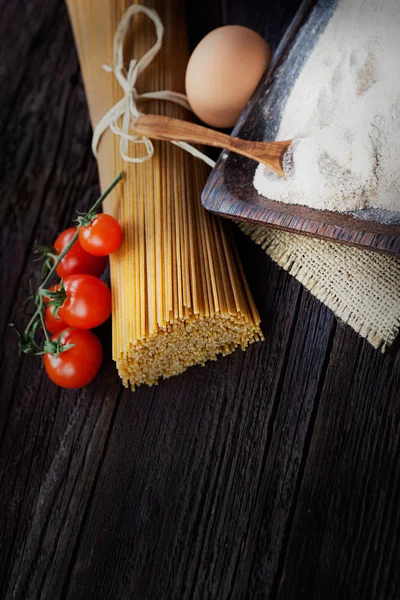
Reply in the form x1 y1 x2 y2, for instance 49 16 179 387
201 0 400 255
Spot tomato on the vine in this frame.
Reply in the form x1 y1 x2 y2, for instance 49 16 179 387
78 214 123 256
57 274 112 330
54 227 107 278
44 328 103 388
44 304 68 334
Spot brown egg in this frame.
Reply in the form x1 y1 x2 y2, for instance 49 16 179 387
185 25 271 129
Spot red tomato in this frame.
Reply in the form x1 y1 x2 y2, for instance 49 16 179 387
78 214 123 256
58 274 112 329
44 304 68 334
54 227 107 278
44 328 103 388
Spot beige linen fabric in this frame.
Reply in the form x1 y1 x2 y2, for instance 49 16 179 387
241 224 400 351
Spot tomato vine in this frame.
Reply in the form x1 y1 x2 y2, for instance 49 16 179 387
10 172 124 357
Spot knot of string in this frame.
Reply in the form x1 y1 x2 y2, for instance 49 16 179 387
92 5 215 168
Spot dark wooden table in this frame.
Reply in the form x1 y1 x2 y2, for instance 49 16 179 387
1 1 399 599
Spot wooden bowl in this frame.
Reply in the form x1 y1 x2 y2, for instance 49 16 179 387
201 0 400 255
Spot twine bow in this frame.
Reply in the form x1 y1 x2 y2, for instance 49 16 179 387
92 5 215 168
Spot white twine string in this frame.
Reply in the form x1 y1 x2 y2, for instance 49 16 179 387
92 5 216 169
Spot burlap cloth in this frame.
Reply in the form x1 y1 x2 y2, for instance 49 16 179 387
241 224 400 351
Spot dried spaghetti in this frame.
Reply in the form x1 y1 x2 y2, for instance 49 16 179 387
66 0 262 388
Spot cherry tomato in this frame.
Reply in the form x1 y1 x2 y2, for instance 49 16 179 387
44 328 103 388
44 304 68 334
78 214 123 256
58 274 112 329
54 227 107 278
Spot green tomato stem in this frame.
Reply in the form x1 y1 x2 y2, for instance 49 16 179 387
88 171 124 216
40 231 79 289
38 304 50 343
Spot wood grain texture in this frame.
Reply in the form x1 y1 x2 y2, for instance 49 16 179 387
0 1 399 599
201 0 400 255
132 114 291 176
275 328 400 600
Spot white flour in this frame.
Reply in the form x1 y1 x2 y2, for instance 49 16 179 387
253 0 400 213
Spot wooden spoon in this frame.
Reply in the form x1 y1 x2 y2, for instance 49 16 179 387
132 114 291 177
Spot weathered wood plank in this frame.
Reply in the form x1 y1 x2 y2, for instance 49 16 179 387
274 329 400 600
0 2 125 598
0 358 122 600
62 239 336 599
0 0 100 444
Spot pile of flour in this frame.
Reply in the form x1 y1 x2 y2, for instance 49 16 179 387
254 0 400 213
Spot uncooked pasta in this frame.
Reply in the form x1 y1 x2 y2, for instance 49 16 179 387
66 0 262 388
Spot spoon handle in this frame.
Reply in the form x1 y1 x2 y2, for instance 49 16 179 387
132 114 289 176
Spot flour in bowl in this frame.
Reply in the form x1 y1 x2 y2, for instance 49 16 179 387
253 0 400 213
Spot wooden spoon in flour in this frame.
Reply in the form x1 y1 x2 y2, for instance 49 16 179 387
132 114 291 177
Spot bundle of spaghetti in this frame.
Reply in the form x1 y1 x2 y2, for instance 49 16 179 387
66 0 262 388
